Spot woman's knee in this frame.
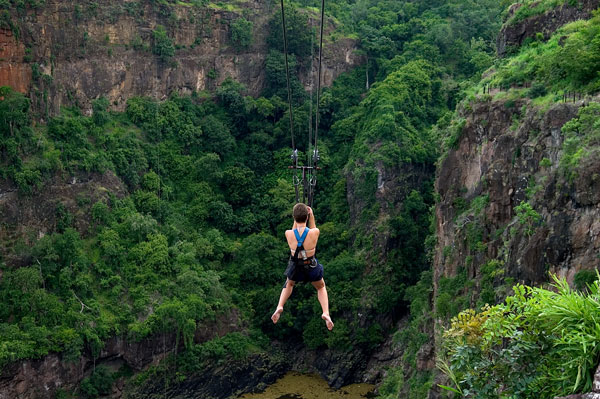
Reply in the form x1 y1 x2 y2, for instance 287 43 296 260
287 279 296 287
312 279 325 290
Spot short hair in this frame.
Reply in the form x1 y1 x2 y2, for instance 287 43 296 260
293 203 309 223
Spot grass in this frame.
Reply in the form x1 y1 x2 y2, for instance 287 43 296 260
207 2 243 13
531 92 561 108
442 274 600 397
504 0 582 26
492 16 600 93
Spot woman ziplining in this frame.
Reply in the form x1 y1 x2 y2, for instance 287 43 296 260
271 203 333 330
271 0 334 330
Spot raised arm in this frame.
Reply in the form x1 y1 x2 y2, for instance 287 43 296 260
307 207 316 229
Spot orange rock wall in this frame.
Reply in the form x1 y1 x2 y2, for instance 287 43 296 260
0 28 31 93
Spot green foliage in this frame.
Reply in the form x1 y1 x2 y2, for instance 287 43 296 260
92 97 110 126
379 271 435 398
267 3 312 59
559 102 600 180
14 166 42 195
540 157 552 168
491 14 600 93
0 86 31 137
574 269 598 292
441 275 600 398
152 25 175 62
0 0 520 394
80 366 114 398
477 260 503 308
436 268 470 319
230 17 253 50
343 61 442 216
264 50 305 102
177 332 254 372
514 201 542 236
443 118 467 150
506 0 582 26
528 81 548 98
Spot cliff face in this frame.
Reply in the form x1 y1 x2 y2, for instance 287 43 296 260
435 95 600 294
428 94 600 397
0 171 127 267
346 161 434 264
0 311 240 399
1 0 361 116
497 0 600 57
0 29 30 93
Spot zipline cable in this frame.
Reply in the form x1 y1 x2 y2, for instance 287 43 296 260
280 0 296 153
280 0 325 207
308 18 314 171
314 0 325 155
308 0 325 208
280 0 300 204
307 18 315 205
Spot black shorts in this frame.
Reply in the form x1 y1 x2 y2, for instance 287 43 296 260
283 258 324 286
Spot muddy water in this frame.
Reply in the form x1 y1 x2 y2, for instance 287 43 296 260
241 372 375 399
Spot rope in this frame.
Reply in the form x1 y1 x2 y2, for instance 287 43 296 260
280 0 295 152
314 0 325 156
280 0 300 204
306 19 315 206
280 0 326 207
308 19 314 172
309 0 325 207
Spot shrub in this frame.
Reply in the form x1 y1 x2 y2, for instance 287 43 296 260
91 201 110 225
14 167 42 195
92 97 110 126
559 103 600 179
80 366 114 397
574 269 598 292
441 275 600 398
514 201 541 236
230 17 253 50
152 25 175 62
528 81 547 98
540 157 552 167
0 86 31 137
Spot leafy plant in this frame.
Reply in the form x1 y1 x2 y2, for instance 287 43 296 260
230 17 253 50
514 201 541 236
152 25 175 62
441 275 600 398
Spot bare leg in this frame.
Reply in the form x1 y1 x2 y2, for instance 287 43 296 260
272 279 295 324
312 279 334 330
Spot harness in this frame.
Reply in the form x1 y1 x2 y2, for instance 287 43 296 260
291 227 316 268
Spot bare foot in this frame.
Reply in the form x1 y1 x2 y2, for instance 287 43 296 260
322 314 334 331
271 307 283 324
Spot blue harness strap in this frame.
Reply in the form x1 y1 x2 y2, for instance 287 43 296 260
293 227 310 247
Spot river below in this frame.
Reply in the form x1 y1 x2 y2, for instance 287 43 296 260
240 372 375 399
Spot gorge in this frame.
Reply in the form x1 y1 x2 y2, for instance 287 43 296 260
1 0 600 398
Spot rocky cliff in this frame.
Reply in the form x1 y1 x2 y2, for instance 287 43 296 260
0 0 361 116
425 3 600 396
497 0 600 57
128 341 371 398
434 95 600 305
0 311 240 399
0 171 127 267
0 28 30 94
427 91 600 397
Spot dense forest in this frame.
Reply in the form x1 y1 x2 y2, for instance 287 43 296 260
1 0 600 398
